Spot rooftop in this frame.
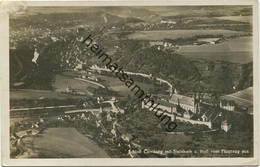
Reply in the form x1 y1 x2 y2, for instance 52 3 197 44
169 94 194 107
157 100 176 108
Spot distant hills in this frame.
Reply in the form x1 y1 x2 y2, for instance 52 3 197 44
9 6 253 94
11 6 252 27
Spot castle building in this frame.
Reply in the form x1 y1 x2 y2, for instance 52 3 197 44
169 93 201 114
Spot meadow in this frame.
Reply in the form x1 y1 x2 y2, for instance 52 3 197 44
214 16 252 24
33 128 109 158
179 52 252 64
53 74 100 92
95 74 156 97
178 37 252 63
126 30 248 41
10 89 86 100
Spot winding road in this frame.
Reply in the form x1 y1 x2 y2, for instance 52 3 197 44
90 66 174 96
10 105 76 111
74 77 106 88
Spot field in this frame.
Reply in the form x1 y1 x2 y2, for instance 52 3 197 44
10 89 83 100
214 16 252 24
10 71 101 100
96 74 156 97
179 52 252 64
10 70 159 100
53 74 100 92
126 30 248 41
179 37 252 52
33 128 109 158
178 37 252 63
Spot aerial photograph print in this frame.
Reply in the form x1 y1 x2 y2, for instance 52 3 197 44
7 4 256 160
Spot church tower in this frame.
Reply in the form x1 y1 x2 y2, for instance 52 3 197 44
194 93 201 114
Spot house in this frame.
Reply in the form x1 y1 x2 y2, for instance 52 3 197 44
220 87 253 115
221 120 232 132
202 112 211 122
149 41 174 49
149 41 164 46
200 110 221 122
32 48 39 64
74 63 83 71
160 20 176 24
220 100 235 111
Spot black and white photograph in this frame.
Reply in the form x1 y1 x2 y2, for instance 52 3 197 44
0 0 259 166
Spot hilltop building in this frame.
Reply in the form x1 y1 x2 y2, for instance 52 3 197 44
220 87 253 114
221 120 232 132
141 92 213 129
169 93 201 114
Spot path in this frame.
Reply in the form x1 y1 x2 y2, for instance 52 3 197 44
74 77 106 88
90 66 174 95
10 105 76 111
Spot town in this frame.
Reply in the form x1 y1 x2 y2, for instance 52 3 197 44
9 6 253 158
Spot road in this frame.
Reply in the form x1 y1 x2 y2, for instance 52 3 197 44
65 108 100 114
64 100 124 114
10 105 76 111
90 66 174 96
74 77 106 88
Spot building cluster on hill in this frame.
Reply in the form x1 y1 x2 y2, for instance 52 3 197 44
58 99 143 157
219 87 253 115
9 96 142 158
142 87 253 132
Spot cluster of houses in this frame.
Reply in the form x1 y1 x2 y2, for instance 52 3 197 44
63 97 143 157
122 18 178 31
79 72 99 82
149 40 179 51
141 92 223 131
141 87 253 132
70 62 252 133
219 87 253 115
160 20 177 24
